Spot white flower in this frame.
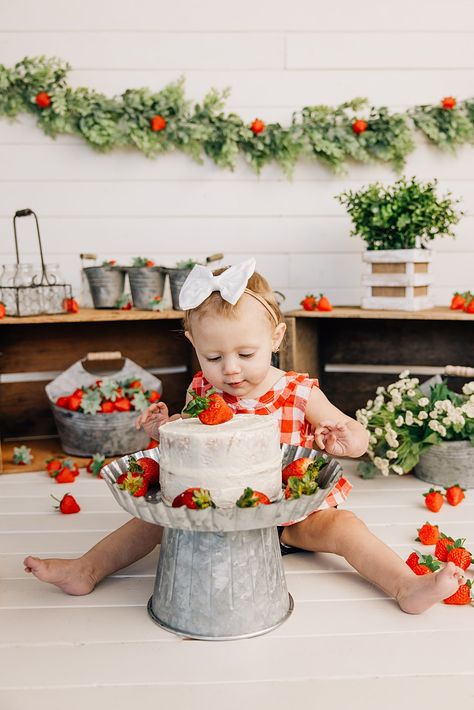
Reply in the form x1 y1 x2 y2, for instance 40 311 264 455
429 410 438 419
462 382 474 395
407 389 416 397
419 411 428 420
392 464 404 475
399 370 410 379
366 400 373 408
375 427 382 436
395 416 404 427
370 435 377 444
387 402 395 412
438 424 447 437
405 411 414 426
391 391 402 405
418 397 429 407
358 415 368 427
376 386 385 395
386 450 398 459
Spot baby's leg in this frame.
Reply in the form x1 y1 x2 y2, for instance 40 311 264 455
24 518 163 596
280 508 466 614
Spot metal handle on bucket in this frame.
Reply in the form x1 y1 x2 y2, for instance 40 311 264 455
82 351 125 374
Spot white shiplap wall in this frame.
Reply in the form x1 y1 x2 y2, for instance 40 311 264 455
1 0 474 309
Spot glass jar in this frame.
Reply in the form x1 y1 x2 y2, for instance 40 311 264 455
40 263 65 313
0 265 18 315
14 263 41 315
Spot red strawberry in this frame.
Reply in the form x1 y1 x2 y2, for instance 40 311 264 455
148 390 161 403
55 469 76 484
250 118 265 135
465 299 474 314
423 488 444 512
450 293 466 310
406 552 440 575
129 379 142 389
146 260 155 267
443 579 473 605
128 455 160 486
446 540 472 571
284 472 319 500
317 294 332 312
352 119 368 134
445 484 465 506
55 396 70 408
117 472 149 497
416 522 439 545
282 457 326 486
405 551 421 570
236 487 271 507
35 92 52 108
146 438 159 449
46 457 64 476
172 487 215 509
435 533 455 562
100 400 115 413
441 96 456 110
300 294 317 311
184 388 233 425
51 492 80 514
150 115 167 132
0 302 6 319
114 397 132 412
62 297 79 313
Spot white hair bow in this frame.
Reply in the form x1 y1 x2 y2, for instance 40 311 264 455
179 258 256 310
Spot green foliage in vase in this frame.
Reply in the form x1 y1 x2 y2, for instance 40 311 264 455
336 177 463 250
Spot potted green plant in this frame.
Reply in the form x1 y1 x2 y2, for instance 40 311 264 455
337 177 462 310
356 369 474 487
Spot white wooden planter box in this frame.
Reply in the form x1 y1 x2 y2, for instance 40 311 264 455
361 248 433 311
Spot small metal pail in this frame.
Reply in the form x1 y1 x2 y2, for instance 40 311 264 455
164 268 192 311
127 267 165 310
83 266 125 308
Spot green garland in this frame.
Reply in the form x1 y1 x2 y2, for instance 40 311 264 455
1 56 474 175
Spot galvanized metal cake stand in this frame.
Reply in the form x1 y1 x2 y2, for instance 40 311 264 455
101 446 343 641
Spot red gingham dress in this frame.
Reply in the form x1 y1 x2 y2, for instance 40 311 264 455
189 370 352 517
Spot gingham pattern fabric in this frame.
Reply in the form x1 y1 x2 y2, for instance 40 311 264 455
188 370 352 515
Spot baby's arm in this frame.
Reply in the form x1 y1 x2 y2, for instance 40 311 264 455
305 387 369 458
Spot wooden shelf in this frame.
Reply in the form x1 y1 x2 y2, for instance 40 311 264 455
286 306 473 321
0 307 184 325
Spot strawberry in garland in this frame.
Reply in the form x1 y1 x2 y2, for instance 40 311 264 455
352 119 368 134
441 96 456 110
150 115 167 132
184 388 234 425
250 118 265 135
236 488 271 507
35 92 52 108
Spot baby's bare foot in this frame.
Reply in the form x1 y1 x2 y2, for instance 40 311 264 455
23 556 98 596
397 562 466 614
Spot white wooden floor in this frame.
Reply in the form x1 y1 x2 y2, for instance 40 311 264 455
1 461 473 710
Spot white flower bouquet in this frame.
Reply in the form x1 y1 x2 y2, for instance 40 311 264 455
356 371 474 477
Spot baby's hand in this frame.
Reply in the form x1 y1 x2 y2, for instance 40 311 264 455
135 402 170 440
314 420 357 457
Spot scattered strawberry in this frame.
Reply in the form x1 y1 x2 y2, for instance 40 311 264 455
146 438 159 450
300 294 318 311
236 487 271 507
51 492 80 514
250 118 265 135
465 299 474 314
35 91 52 108
446 540 473 571
450 292 467 310
352 119 368 134
317 294 332 312
117 472 149 497
445 484 466 506
0 302 6 319
405 551 440 574
127 455 160 486
150 114 167 132
63 297 79 313
423 488 444 513
282 456 326 486
443 579 473 605
441 96 456 110
55 469 76 484
86 453 106 478
46 457 64 476
416 522 439 545
184 388 234 425
172 487 215 509
435 533 455 562
50 458 80 483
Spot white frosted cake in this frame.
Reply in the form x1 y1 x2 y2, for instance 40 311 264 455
159 414 282 508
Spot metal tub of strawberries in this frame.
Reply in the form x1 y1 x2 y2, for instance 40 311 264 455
45 355 162 457
101 445 344 641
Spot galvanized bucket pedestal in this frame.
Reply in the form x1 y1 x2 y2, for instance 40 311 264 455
148 526 293 640
101 448 343 641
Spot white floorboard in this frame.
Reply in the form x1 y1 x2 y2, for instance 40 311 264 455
1 463 473 710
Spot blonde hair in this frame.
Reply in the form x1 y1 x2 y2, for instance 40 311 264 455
183 267 284 332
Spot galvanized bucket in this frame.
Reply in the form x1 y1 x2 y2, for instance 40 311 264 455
127 267 165 310
149 526 292 640
415 441 474 489
164 267 192 310
46 356 162 456
83 266 125 308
